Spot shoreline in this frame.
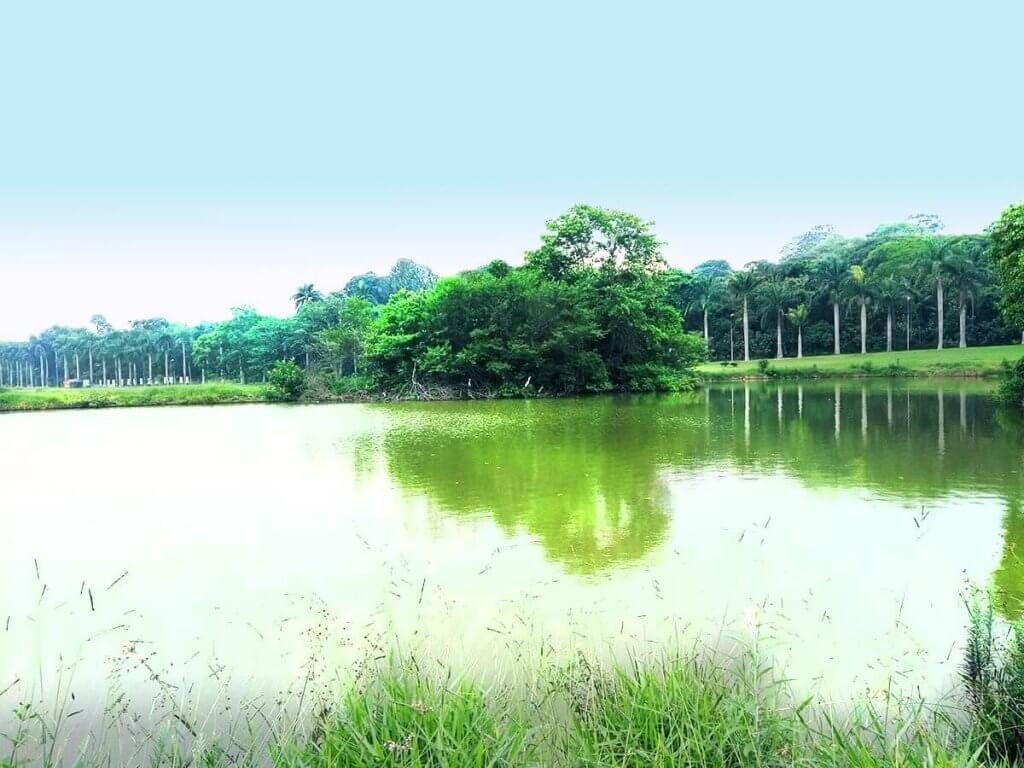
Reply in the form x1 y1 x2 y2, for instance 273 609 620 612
698 343 1024 382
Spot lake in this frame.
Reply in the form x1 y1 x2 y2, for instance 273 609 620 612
2 380 1023 737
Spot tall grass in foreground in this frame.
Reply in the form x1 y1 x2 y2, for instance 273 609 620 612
273 662 534 767
12 612 1024 766
964 593 1024 764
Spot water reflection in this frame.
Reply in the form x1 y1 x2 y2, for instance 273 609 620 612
378 382 1024 574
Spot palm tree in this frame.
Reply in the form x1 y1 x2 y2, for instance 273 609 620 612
945 250 987 348
728 272 760 362
848 265 873 354
757 280 795 359
917 237 955 349
872 275 904 353
785 304 809 358
292 284 323 310
688 274 723 345
898 275 922 350
816 255 848 354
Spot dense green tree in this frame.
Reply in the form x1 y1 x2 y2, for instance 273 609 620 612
990 203 1024 336
691 259 732 279
526 205 662 281
344 259 438 304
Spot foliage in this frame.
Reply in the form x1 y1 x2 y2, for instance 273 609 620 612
998 357 1024 408
343 258 438 304
362 207 705 396
1 208 1019 396
991 203 1024 330
267 360 305 400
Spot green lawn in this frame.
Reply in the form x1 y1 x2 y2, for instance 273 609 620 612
697 343 1024 379
0 382 272 412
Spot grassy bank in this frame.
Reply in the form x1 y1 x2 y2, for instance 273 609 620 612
2 649 997 768
0 382 272 412
699 344 1024 381
9 595 1024 768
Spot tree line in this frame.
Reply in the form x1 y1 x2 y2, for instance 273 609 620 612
688 215 1016 364
3 204 1024 394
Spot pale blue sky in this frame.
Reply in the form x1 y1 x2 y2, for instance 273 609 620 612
2 0 1022 339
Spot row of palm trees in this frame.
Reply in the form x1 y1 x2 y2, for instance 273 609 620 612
693 239 991 361
0 319 195 389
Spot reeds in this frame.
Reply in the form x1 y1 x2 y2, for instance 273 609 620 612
4 632 1020 766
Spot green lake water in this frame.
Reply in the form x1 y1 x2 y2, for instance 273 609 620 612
2 380 1024 729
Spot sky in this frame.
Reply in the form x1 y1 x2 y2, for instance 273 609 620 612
1 0 1022 340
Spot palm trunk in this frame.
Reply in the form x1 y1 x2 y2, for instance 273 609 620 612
742 297 750 362
859 299 866 354
833 301 840 354
797 326 803 358
148 354 153 384
75 353 80 380
906 299 911 350
776 310 783 359
703 308 709 343
936 278 944 350
89 350 94 383
164 350 170 383
959 289 967 348
886 309 892 352
102 358 107 386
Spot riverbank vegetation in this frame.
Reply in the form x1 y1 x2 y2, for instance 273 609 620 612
8 593 1024 767
4 203 1024 407
0 382 269 411
699 344 1024 380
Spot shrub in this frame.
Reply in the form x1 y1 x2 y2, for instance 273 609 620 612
998 357 1024 408
267 360 305 401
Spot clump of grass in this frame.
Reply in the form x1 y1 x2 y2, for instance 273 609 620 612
272 660 534 768
963 591 1024 763
559 650 802 767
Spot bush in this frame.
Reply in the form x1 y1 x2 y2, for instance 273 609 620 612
267 360 305 401
998 357 1024 408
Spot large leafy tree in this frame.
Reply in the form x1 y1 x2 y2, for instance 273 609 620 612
526 205 662 280
990 203 1024 334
